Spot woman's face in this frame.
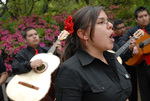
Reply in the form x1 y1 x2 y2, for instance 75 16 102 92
88 10 114 52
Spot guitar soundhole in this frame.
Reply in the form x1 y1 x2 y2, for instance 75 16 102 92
34 62 48 73
37 64 45 71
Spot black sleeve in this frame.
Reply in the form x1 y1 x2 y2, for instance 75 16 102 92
113 38 133 62
115 27 139 62
0 56 6 74
112 43 119 51
12 50 32 75
55 64 82 101
120 48 133 62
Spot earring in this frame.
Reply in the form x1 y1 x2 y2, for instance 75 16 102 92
86 40 88 46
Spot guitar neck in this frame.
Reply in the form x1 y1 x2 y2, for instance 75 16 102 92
116 37 135 56
47 39 60 54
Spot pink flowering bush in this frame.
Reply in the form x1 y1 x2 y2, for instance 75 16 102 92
0 13 68 75
107 5 136 28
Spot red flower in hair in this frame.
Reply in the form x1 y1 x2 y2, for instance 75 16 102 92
64 16 74 35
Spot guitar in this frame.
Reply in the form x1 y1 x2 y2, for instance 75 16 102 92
125 32 150 66
108 29 144 64
6 30 69 101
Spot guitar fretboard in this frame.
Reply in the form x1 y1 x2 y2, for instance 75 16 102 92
48 39 60 54
116 37 135 56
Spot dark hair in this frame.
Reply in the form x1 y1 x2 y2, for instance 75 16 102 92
22 27 36 39
134 6 149 19
61 6 105 62
113 19 124 29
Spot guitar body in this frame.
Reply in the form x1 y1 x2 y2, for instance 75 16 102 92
125 33 150 66
6 53 60 101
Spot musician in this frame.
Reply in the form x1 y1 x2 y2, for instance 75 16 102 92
0 55 8 86
55 6 132 101
117 6 150 101
113 19 126 43
0 55 8 100
12 27 62 101
113 19 138 101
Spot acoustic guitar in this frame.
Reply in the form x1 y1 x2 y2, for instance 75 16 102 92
6 30 69 101
108 29 144 64
125 32 150 66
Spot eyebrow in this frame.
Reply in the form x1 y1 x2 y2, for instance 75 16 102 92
97 17 108 20
97 17 105 19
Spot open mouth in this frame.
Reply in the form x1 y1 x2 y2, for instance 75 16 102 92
110 33 114 38
109 33 114 42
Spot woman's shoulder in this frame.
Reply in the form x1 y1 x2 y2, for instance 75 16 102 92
60 54 80 69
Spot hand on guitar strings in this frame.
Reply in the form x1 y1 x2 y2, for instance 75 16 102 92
132 46 138 55
55 41 63 55
30 59 43 69
129 36 138 55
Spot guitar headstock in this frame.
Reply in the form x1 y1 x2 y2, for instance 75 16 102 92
58 30 70 41
133 29 144 39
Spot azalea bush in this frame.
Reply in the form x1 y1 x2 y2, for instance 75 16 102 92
0 13 68 75
106 5 136 30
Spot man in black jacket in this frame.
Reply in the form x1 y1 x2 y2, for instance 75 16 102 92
0 56 8 101
12 27 62 101
118 6 150 101
113 19 138 101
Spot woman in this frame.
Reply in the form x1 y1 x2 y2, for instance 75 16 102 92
55 6 131 101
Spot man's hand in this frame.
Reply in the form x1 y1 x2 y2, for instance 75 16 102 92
126 99 129 101
55 41 62 55
129 37 139 55
30 59 43 69
129 39 136 51
0 72 8 86
132 46 139 55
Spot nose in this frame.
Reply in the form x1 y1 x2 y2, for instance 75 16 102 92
33 34 37 39
107 22 113 29
143 16 146 20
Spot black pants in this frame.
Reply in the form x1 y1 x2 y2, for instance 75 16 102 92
124 64 138 101
136 62 150 101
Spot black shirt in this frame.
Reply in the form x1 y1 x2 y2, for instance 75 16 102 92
12 45 49 74
55 48 132 101
0 56 6 74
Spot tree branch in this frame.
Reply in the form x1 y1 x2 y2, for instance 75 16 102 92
0 0 8 17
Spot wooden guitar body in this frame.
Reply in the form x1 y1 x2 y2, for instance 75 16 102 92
6 53 60 101
125 33 150 66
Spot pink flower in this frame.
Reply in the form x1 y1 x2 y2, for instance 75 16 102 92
40 42 45 47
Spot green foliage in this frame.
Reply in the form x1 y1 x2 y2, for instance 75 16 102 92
48 0 77 16
36 28 45 38
0 11 11 21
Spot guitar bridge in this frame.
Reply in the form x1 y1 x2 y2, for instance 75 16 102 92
18 81 39 90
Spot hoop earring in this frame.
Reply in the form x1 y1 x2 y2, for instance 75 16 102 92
86 40 88 46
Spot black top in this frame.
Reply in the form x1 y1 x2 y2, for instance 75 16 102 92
113 38 132 62
0 56 6 74
114 36 120 44
55 48 132 101
12 45 50 74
